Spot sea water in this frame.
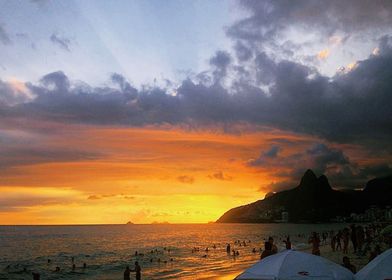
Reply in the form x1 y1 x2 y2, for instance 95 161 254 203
0 223 347 280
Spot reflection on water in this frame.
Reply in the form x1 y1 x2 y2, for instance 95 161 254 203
0 223 346 279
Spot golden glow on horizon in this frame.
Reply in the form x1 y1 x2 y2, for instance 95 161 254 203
0 125 370 225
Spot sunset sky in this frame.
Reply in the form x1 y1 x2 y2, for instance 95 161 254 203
1 0 392 224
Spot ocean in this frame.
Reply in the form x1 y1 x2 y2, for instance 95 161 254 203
0 223 347 280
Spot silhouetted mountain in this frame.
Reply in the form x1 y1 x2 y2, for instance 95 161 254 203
216 170 391 223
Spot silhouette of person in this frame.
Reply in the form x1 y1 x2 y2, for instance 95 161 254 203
350 225 358 253
131 261 141 280
268 237 278 254
336 231 342 251
124 266 131 280
260 241 273 260
309 232 321 256
32 272 40 280
283 236 291 250
226 243 231 254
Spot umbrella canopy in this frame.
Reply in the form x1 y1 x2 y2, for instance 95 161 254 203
355 248 392 280
235 250 354 280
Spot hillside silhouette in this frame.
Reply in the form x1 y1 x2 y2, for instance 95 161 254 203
217 169 392 223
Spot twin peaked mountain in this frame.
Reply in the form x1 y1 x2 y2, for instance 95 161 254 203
217 169 392 223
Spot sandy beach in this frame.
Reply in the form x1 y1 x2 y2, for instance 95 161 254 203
217 223 391 279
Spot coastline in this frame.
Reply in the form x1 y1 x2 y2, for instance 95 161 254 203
217 223 390 279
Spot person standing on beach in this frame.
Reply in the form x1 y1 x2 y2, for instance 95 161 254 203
336 231 342 251
356 225 365 254
268 237 278 254
283 236 291 250
260 241 273 260
308 232 321 256
226 243 231 254
350 225 358 253
123 266 131 280
331 235 336 251
343 228 349 254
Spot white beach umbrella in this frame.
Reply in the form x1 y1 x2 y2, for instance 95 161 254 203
355 248 392 280
235 250 354 280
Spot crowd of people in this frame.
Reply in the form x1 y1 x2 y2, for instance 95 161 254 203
4 223 391 279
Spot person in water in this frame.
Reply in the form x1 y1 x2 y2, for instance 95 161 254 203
124 266 131 280
131 261 141 280
342 256 356 273
32 272 40 280
226 243 231 254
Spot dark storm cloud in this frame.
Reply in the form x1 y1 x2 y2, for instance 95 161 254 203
228 0 392 43
0 24 11 45
209 50 232 83
249 143 392 189
1 37 392 148
50 33 72 52
248 145 280 166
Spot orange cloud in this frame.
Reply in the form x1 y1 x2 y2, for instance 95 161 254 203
317 49 330 60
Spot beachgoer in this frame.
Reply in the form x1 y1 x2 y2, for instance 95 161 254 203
268 237 278 254
331 235 336 252
322 232 327 245
83 263 87 269
32 272 40 280
131 261 141 280
308 232 321 256
260 241 273 260
350 225 358 253
336 231 342 251
124 266 131 280
226 243 231 254
283 236 291 250
343 228 349 254
55 266 60 272
356 225 365 254
342 256 356 273
72 264 75 271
